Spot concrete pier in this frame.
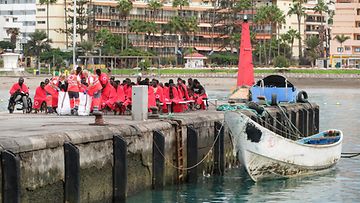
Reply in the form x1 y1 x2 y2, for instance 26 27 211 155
0 103 319 202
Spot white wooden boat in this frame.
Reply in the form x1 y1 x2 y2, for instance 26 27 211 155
224 111 343 182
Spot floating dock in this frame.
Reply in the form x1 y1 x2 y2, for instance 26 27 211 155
0 103 319 202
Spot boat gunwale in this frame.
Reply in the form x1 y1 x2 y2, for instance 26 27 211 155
226 111 343 149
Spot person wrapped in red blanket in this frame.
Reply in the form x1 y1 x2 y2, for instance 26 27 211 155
100 74 118 111
33 82 47 113
191 79 207 110
9 77 30 113
163 79 183 113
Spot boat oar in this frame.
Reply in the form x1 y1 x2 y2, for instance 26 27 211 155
341 152 360 158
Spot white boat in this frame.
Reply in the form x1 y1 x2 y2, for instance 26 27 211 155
224 111 343 182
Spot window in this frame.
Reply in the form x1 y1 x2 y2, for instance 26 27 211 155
354 47 360 52
5 18 9 22
37 8 45 12
345 46 351 51
356 35 360 40
13 17 17 22
357 9 360 15
337 47 344 53
37 21 46 24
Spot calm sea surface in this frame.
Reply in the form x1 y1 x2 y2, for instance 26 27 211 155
128 88 360 203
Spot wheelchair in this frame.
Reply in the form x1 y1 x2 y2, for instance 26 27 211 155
8 92 32 114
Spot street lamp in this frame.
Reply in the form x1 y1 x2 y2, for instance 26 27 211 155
73 0 77 69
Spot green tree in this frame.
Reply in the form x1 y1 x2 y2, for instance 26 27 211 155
24 30 52 72
172 0 189 13
286 29 300 58
217 0 252 53
288 2 307 59
145 21 158 50
40 48 72 70
304 36 321 67
148 0 163 17
254 5 271 65
59 0 89 45
334 34 350 68
117 0 133 51
6 28 19 52
313 0 329 58
274 8 286 56
39 0 57 40
0 41 15 51
147 0 163 54
78 41 95 69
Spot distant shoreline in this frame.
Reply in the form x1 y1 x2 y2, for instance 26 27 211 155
0 74 359 93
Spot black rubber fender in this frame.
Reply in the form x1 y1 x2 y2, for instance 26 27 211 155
297 90 308 103
247 101 264 115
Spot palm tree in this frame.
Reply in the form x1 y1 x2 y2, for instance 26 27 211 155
172 0 189 14
304 36 321 67
144 21 158 50
39 0 57 41
288 2 306 59
6 28 19 52
24 30 52 72
274 8 286 56
148 0 163 18
313 0 329 58
286 29 301 58
254 6 270 65
264 5 283 64
117 0 133 51
334 34 350 68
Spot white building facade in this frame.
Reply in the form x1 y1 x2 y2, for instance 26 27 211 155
0 0 37 51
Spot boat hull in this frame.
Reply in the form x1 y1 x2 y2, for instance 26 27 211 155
225 111 342 182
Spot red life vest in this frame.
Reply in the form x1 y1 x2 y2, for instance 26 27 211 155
67 74 80 92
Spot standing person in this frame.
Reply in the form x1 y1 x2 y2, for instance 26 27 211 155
192 79 207 110
9 77 30 113
82 70 102 113
95 69 108 88
33 82 47 113
67 70 81 115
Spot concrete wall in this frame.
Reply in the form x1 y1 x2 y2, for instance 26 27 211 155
0 103 319 202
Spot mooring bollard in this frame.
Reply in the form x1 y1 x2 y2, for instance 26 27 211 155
148 106 160 119
89 111 108 126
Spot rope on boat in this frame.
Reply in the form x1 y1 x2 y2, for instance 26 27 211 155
341 152 360 158
152 123 224 171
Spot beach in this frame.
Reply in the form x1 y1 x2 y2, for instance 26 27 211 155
1 74 360 94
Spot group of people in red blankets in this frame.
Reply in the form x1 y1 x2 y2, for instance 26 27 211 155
27 67 208 115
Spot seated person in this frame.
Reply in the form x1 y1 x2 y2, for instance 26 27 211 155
192 79 207 110
9 77 30 111
101 77 118 111
33 82 47 113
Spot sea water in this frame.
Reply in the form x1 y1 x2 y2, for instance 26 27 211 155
128 88 360 203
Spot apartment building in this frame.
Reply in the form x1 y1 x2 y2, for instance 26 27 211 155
277 0 333 59
89 0 273 57
0 0 37 51
330 0 360 68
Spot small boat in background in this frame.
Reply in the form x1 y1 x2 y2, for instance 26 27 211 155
225 111 343 182
250 75 300 103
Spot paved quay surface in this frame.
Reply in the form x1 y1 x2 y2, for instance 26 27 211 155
0 110 224 152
